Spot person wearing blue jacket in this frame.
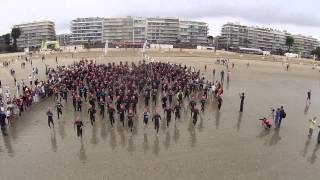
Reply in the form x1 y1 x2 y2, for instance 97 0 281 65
277 106 286 128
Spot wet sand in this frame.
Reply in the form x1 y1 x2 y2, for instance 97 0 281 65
0 51 320 180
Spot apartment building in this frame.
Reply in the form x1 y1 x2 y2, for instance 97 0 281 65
219 22 319 57
13 20 56 49
72 16 208 46
145 17 179 44
103 17 147 46
292 34 319 57
179 20 208 45
70 17 103 44
56 34 71 46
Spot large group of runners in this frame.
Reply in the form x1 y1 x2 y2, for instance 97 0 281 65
0 54 319 146
45 59 225 137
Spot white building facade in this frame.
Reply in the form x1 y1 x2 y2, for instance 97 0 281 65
219 22 319 58
71 16 208 46
13 20 56 49
70 17 103 45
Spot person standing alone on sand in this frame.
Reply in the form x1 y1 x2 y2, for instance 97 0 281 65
308 117 317 138
239 93 245 112
220 70 224 84
306 89 311 104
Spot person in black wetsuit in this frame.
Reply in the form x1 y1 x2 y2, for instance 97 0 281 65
189 97 196 116
217 96 223 111
55 101 63 119
193 106 200 126
152 89 157 106
152 111 161 135
161 94 168 110
143 108 149 127
46 107 54 128
108 104 115 127
99 98 105 118
76 96 82 112
88 105 96 126
128 109 134 132
239 92 245 112
0 108 8 136
72 94 77 111
74 116 83 138
174 101 181 120
164 105 173 128
200 96 206 112
144 91 150 107
119 105 125 128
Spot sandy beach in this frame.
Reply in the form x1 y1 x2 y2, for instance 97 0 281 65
0 49 320 180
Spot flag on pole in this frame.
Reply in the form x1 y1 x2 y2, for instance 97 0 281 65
142 40 147 53
104 40 109 56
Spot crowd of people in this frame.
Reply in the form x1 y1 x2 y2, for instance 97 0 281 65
0 58 60 136
0 56 319 146
42 59 225 137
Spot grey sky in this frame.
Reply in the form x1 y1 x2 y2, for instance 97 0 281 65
1 0 319 39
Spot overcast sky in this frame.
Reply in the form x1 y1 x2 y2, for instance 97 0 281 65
1 0 319 39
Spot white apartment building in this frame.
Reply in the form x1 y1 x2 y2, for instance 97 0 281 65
70 17 103 44
13 20 56 49
73 16 208 46
179 20 208 45
219 22 319 58
292 34 319 57
103 17 145 45
145 17 180 44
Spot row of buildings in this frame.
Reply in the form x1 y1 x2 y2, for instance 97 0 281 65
70 17 208 46
7 19 319 58
217 22 319 58
12 17 208 49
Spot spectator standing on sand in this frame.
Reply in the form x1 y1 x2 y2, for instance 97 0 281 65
277 106 286 128
306 89 311 104
239 93 245 112
220 70 224 84
308 117 317 138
